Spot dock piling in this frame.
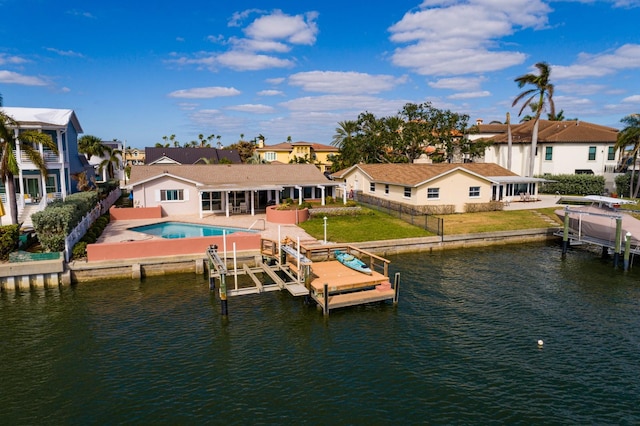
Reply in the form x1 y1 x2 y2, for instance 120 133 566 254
624 232 632 271
393 272 400 305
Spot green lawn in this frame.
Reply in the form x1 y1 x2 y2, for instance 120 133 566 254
298 206 563 242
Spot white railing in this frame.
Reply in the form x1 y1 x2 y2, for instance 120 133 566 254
64 187 121 262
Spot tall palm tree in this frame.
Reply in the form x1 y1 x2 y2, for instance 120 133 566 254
78 135 109 161
512 62 555 177
98 147 123 181
615 114 640 198
0 111 58 224
332 120 358 148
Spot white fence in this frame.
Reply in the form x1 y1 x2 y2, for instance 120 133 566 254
64 188 121 262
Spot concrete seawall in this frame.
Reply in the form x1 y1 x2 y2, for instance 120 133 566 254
66 228 559 283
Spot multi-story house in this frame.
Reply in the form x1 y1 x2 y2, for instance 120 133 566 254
0 107 91 225
124 147 146 166
87 140 124 184
255 140 339 173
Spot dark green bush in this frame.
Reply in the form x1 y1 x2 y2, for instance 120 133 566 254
72 241 88 260
538 174 605 196
0 224 20 260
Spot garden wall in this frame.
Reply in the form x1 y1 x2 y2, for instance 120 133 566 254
109 206 162 221
266 206 310 224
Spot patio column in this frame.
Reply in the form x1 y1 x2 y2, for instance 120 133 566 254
342 183 347 205
199 191 203 218
296 186 303 205
225 191 230 217
318 185 326 205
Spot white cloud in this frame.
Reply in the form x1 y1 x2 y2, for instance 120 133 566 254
622 94 640 103
258 89 283 96
226 104 275 113
0 70 48 86
0 54 28 65
216 51 294 70
448 91 491 99
66 9 95 19
388 0 550 75
429 76 486 91
168 87 241 98
288 71 404 94
244 10 319 45
45 47 85 58
553 44 640 79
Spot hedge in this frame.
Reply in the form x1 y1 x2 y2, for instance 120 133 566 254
538 174 605 196
0 224 20 261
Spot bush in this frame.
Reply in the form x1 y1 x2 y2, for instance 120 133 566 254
0 225 20 261
464 201 504 213
538 174 605 195
72 241 88 260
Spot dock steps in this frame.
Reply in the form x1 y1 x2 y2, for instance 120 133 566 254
314 287 396 310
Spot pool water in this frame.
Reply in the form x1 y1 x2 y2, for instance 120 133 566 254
129 221 251 239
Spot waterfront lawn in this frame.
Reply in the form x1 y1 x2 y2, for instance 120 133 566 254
299 207 562 242
300 209 435 242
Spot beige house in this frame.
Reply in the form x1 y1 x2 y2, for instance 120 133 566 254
127 163 338 217
332 163 545 213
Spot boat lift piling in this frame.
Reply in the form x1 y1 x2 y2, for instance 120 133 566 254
614 217 622 268
624 232 632 271
207 245 229 317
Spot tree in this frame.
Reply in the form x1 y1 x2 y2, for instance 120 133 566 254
615 114 640 198
226 136 256 163
0 111 59 224
512 61 555 177
98 146 123 180
78 135 109 161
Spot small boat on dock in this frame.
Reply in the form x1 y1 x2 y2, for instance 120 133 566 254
334 250 372 275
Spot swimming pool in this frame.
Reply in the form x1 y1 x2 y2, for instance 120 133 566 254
129 222 253 239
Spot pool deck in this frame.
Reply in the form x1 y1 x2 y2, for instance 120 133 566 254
98 213 320 246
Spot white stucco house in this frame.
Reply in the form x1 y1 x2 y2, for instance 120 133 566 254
470 119 620 178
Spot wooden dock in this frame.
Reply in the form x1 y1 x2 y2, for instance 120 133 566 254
207 240 399 316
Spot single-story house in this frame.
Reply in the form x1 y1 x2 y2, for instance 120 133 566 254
127 163 339 217
332 162 546 213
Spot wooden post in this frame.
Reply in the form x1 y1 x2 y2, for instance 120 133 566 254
562 206 570 257
208 257 215 290
393 272 400 305
220 273 228 317
323 283 329 316
624 232 632 271
614 217 622 268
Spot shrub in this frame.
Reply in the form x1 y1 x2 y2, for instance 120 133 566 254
0 224 20 261
538 174 605 195
72 241 88 260
325 196 335 205
464 201 504 213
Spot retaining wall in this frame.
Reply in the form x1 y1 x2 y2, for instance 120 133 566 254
109 206 162 221
0 255 71 292
266 206 310 224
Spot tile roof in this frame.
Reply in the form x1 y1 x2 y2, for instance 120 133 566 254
484 120 618 144
128 163 333 188
144 147 242 164
339 162 517 186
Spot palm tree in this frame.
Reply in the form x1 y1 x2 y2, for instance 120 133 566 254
615 114 640 198
332 120 358 148
512 62 555 177
78 135 109 161
0 111 58 224
98 147 123 181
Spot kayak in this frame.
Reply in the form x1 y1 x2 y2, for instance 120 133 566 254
334 250 372 275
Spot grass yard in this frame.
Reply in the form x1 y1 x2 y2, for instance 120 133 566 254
298 206 562 243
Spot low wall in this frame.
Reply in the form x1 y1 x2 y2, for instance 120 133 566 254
0 255 71 292
110 206 162 221
86 232 261 262
266 205 310 224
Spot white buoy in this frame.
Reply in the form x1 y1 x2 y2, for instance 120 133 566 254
537 339 544 347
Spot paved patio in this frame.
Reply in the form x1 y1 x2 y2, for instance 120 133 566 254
98 212 319 245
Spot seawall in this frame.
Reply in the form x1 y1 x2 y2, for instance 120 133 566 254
66 228 558 283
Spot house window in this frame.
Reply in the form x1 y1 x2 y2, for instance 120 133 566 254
608 146 615 161
46 176 57 194
370 182 375 192
427 188 439 199
404 187 411 198
160 189 184 201
385 184 389 195
469 186 480 197
545 146 553 161
265 152 277 161
588 146 596 161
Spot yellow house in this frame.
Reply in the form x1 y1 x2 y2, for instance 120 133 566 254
124 148 145 166
256 140 338 173
332 163 546 213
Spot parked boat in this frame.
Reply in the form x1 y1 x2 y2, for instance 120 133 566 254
334 250 372 275
555 195 640 245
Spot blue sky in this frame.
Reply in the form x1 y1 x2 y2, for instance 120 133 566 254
2 0 640 148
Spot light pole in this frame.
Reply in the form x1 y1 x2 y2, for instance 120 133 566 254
323 216 328 244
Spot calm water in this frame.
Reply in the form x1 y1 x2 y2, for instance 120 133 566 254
129 221 251 239
1 242 639 425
